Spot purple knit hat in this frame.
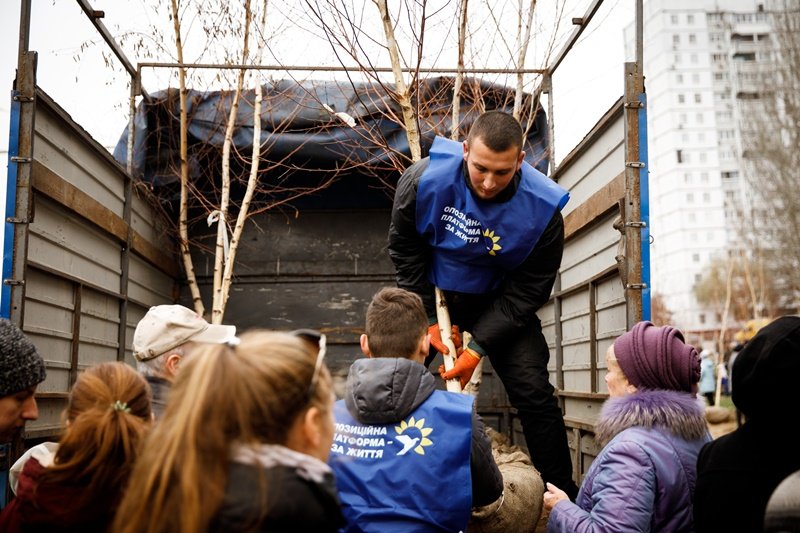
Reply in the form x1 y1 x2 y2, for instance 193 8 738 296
613 321 700 392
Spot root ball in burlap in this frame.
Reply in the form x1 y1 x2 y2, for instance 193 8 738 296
705 405 734 424
469 428 544 533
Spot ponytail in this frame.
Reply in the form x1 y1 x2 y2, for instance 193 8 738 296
39 362 152 510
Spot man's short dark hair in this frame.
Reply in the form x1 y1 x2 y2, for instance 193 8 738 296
467 110 524 153
365 288 427 358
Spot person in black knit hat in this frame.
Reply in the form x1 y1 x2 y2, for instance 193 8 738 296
0 318 46 442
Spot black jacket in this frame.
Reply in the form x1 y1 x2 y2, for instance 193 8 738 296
211 460 345 532
388 157 564 353
694 316 800 533
344 357 503 507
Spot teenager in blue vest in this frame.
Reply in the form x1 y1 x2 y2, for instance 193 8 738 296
388 110 579 500
329 287 502 532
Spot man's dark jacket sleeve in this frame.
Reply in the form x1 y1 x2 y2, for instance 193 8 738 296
471 411 504 507
388 159 436 314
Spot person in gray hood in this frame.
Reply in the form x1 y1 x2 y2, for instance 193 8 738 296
329 287 502 532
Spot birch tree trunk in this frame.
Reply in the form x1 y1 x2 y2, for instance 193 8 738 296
513 0 536 120
219 0 270 318
450 0 469 140
211 0 253 324
372 0 422 162
170 0 204 316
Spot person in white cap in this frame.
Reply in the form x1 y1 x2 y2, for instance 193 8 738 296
133 305 237 418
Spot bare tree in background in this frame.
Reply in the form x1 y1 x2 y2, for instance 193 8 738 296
738 0 800 313
650 292 674 326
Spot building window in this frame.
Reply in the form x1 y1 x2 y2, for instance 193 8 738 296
721 170 739 179
695 273 702 283
671 14 679 24
678 94 686 104
677 150 684 163
698 132 706 142
677 73 684 84
687 14 695 24
673 34 680 45
694 93 702 103
692 73 700 84
690 53 698 64
700 172 709 182
693 253 700 262
696 113 704 124
703 192 711 202
689 212 697 222
687 193 695 203
679 113 688 123
675 53 682 64
684 172 692 183
699 313 706 324
689 34 697 44
700 153 707 163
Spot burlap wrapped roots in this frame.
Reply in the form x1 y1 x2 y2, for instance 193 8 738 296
469 428 544 533
705 405 734 424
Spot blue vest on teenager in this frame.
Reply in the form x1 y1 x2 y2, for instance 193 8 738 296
329 391 473 533
415 136 569 294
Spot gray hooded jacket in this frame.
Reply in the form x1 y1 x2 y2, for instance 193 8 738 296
343 357 503 506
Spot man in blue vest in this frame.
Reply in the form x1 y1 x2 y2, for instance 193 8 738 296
388 110 579 500
329 287 502 532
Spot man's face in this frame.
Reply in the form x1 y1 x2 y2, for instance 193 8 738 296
463 136 525 200
0 385 39 442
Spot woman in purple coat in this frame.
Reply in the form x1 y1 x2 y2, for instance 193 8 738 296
543 321 711 532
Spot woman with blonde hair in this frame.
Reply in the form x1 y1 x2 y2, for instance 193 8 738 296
0 361 152 531
112 330 344 533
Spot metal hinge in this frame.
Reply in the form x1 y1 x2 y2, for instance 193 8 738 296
625 221 647 228
10 156 31 164
626 283 647 290
12 95 34 103
6 217 30 224
624 101 644 109
3 279 25 286
626 161 645 168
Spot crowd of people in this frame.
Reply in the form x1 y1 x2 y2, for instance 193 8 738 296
1 111 798 532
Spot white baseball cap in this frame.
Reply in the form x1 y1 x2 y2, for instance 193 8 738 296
133 305 237 361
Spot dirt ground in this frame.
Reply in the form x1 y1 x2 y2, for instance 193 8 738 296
532 416 737 532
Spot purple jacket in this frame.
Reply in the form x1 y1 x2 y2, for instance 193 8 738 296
548 390 711 533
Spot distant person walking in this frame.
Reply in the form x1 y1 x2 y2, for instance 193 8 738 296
699 350 716 406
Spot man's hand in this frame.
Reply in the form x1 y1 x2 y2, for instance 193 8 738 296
428 324 462 355
438 347 481 388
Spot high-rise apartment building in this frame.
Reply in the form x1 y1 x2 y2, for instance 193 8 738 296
624 0 773 337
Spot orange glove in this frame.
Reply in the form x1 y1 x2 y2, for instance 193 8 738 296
438 347 481 389
428 324 462 355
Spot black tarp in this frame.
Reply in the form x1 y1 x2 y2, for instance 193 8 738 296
114 76 549 208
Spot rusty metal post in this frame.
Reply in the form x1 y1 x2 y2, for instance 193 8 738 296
623 62 647 327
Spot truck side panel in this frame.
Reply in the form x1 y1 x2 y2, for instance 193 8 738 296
3 89 179 439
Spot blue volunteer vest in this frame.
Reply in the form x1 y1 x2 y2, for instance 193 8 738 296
415 136 569 294
329 391 473 533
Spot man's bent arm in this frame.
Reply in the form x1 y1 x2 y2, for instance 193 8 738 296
388 159 436 315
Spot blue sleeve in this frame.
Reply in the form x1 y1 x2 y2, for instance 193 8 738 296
547 440 656 533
